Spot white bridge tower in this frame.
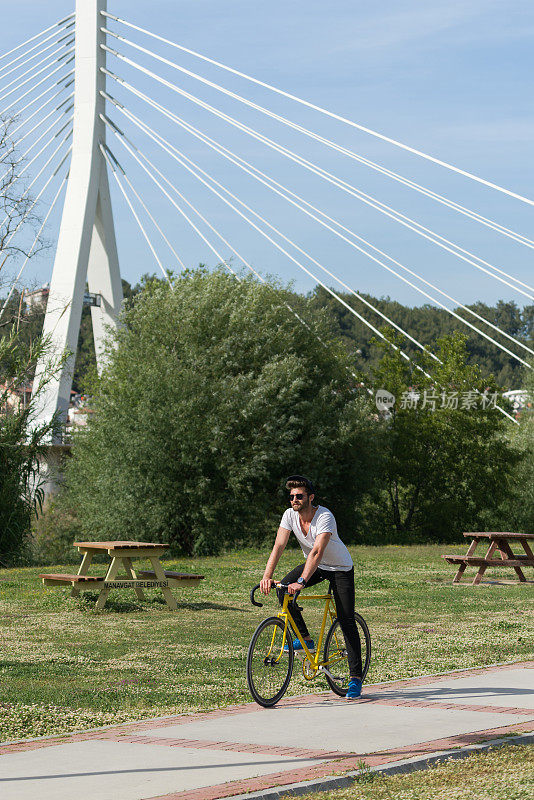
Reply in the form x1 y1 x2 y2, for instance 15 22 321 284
33 0 122 438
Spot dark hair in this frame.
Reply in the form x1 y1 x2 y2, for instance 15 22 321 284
285 474 315 495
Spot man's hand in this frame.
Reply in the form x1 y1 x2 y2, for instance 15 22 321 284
260 577 274 595
287 582 302 595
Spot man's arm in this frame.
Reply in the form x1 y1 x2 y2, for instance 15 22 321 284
260 527 291 594
287 532 332 595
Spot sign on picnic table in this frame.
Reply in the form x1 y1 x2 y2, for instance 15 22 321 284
103 579 170 589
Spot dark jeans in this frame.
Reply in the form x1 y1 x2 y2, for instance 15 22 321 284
277 564 362 679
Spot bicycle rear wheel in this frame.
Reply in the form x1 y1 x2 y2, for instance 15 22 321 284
246 617 294 707
323 614 371 696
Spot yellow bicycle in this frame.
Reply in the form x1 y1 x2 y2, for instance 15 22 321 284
247 582 371 707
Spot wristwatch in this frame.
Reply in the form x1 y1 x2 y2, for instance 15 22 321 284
297 577 307 587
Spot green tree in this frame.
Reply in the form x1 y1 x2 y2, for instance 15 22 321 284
64 269 378 555
364 330 521 542
0 329 63 565
0 117 65 565
488 363 534 533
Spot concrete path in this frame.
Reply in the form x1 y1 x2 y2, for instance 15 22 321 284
1 661 532 800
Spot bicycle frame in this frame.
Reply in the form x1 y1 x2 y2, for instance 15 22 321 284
276 589 338 670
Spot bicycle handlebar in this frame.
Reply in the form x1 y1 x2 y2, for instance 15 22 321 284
250 582 300 607
250 584 263 607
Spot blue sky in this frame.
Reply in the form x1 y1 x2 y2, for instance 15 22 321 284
2 1 533 308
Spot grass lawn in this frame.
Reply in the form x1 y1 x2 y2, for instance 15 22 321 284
279 744 534 800
0 544 533 741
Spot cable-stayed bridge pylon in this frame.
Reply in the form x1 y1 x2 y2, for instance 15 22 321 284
32 0 122 436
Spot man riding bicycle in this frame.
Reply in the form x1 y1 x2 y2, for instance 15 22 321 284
260 475 363 699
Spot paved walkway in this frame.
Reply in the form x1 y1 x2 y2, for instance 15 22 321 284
1 662 533 800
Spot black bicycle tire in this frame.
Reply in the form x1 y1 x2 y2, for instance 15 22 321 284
246 616 294 707
323 614 371 696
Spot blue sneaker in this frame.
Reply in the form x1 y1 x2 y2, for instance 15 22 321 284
346 678 362 699
284 638 315 653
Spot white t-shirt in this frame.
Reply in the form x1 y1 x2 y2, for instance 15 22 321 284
280 505 353 572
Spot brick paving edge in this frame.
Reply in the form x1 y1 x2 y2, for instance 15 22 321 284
1 658 532 749
221 732 534 800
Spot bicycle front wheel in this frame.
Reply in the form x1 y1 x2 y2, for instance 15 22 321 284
323 614 371 696
246 617 294 707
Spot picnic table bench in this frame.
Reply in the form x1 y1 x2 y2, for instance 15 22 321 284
40 541 204 610
443 532 534 585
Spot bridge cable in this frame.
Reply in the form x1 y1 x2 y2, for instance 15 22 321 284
8 90 74 145
0 22 74 83
0 29 74 88
7 95 73 152
106 152 186 272
102 116 521 422
3 73 74 132
0 170 68 323
100 144 172 286
100 139 367 389
1 57 74 116
102 84 534 363
104 83 534 360
0 131 72 250
0 14 74 66
99 32 533 252
101 113 436 374
0 140 72 257
0 38 74 100
101 13 534 208
110 103 532 368
101 115 517 421
103 101 443 364
103 118 282 283
1 116 73 201
0 47 74 108
101 57 534 301
0 104 73 187
0 148 71 323
101 121 239 280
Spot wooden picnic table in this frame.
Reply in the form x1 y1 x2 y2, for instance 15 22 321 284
442 532 534 585
40 541 204 610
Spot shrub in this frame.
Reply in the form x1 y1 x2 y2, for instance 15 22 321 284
31 497 83 565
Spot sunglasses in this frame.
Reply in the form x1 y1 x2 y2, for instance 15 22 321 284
289 493 306 500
